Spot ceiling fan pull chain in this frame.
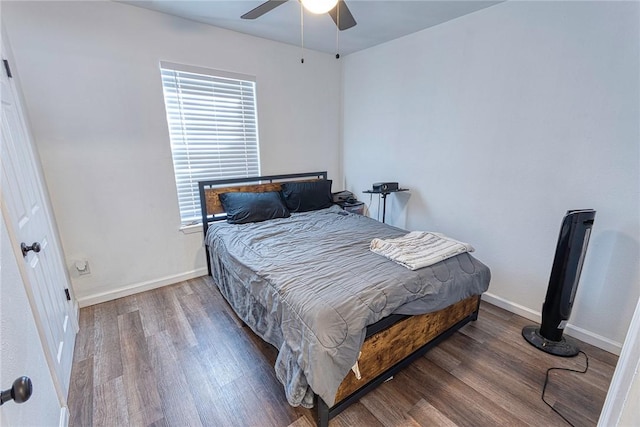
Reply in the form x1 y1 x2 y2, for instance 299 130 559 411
335 2 340 59
300 2 305 63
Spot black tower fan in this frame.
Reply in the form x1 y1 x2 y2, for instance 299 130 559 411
522 209 596 357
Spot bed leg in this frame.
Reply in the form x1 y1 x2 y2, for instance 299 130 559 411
317 396 329 427
471 294 482 321
205 246 212 276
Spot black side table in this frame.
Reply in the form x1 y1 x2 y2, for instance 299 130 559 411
362 189 408 223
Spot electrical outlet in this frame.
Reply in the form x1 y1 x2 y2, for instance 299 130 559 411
74 260 91 276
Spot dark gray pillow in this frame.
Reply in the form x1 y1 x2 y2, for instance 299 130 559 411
219 191 290 224
281 180 333 213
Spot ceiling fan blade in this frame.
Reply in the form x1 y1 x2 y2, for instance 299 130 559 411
241 0 289 20
328 0 357 31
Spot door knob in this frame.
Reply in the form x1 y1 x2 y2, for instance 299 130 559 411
21 242 41 257
0 376 32 405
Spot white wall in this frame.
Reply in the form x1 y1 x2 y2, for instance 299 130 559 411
342 1 639 351
2 1 342 305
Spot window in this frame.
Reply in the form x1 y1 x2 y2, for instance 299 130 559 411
160 62 260 226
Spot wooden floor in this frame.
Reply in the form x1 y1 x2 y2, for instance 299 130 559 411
68 277 618 427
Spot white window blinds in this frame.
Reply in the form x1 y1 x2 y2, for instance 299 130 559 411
160 62 260 226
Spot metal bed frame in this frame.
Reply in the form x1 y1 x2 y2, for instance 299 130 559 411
198 171 481 427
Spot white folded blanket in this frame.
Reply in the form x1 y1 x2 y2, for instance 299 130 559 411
370 231 474 271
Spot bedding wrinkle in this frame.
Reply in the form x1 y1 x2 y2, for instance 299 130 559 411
205 206 490 407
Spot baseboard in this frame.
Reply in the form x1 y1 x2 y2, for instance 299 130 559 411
73 300 80 332
76 268 208 307
481 292 542 323
481 292 622 355
564 323 622 356
59 406 69 427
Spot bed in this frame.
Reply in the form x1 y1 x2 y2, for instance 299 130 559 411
198 172 491 426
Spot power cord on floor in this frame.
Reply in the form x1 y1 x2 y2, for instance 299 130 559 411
541 350 589 427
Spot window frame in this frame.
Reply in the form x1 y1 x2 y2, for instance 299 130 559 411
159 61 261 228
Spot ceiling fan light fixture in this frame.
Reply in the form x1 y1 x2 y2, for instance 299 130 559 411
301 0 339 15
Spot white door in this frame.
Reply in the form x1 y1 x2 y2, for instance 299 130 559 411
1 212 64 426
1 42 77 401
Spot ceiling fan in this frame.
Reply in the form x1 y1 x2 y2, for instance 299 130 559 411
241 0 357 31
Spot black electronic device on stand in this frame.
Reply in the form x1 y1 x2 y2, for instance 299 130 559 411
363 183 408 223
522 209 596 357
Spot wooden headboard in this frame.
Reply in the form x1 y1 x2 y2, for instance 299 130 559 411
198 171 328 236
198 171 328 276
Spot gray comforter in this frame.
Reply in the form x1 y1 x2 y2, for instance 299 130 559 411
205 205 490 408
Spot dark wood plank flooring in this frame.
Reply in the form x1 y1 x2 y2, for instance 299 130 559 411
68 277 618 426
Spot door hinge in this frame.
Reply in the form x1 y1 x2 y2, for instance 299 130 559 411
2 59 12 78
64 288 71 301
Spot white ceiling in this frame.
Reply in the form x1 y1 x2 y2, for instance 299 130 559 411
121 1 502 55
